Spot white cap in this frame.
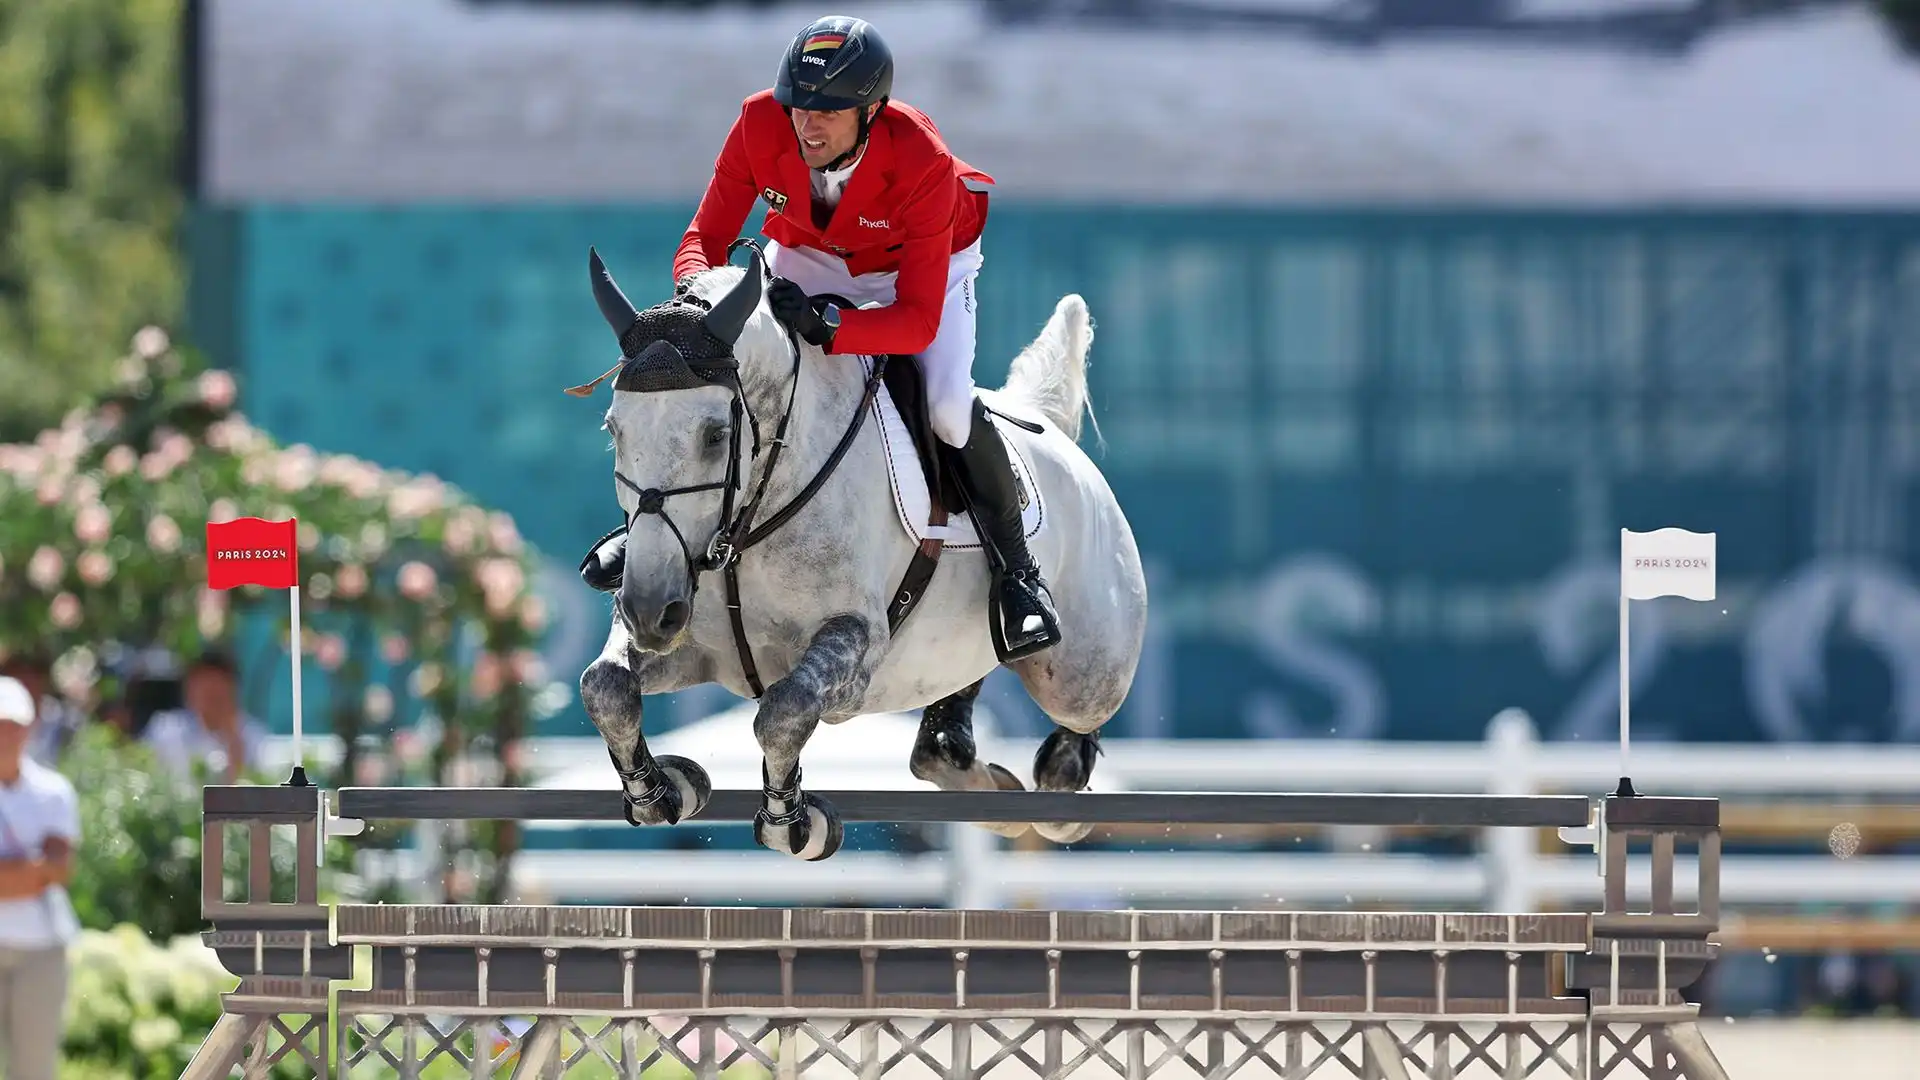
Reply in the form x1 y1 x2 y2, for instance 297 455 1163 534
0 677 33 725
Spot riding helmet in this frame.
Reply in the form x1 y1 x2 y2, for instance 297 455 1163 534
773 15 894 114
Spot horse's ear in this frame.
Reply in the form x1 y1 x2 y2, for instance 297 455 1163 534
589 247 641 347
702 248 764 347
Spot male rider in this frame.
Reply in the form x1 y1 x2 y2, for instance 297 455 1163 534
582 15 1060 661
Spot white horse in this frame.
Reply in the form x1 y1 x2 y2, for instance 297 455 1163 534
566 242 1147 860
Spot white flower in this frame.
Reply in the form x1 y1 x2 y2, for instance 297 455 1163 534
364 685 394 723
131 326 170 360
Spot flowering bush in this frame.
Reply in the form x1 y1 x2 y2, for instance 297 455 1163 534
59 924 285 1080
0 328 567 901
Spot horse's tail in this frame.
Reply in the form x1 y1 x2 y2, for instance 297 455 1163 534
1003 293 1100 447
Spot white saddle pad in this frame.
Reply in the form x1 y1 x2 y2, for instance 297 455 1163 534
865 359 1046 552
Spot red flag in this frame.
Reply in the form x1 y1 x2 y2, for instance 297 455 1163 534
205 517 300 590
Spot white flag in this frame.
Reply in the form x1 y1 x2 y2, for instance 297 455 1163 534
1620 527 1716 601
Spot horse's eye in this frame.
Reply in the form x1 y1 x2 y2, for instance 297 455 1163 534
704 425 730 448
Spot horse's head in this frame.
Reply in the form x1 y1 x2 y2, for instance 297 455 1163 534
566 244 781 652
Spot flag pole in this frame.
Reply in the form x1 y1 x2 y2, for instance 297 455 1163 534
285 568 309 788
1617 567 1635 799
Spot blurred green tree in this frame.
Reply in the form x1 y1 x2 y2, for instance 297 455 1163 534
0 0 184 443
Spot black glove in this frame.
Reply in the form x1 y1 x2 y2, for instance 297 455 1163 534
767 277 837 349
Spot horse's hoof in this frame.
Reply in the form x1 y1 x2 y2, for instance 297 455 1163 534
655 755 712 819
754 793 844 861
620 757 710 827
622 786 681 827
1035 820 1094 845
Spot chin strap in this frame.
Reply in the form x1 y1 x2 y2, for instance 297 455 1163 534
813 99 886 173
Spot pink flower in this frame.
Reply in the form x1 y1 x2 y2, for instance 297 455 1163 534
209 498 239 523
27 547 64 591
146 514 181 553
442 512 479 556
68 475 101 506
475 558 525 617
358 522 389 560
315 634 347 671
297 521 320 552
273 452 315 492
76 550 113 586
131 326 170 360
335 563 369 599
139 452 175 482
470 653 502 700
74 504 112 546
397 561 438 601
343 462 384 500
509 650 546 684
487 513 524 556
387 480 446 522
197 369 238 411
35 477 65 505
155 431 194 466
49 593 81 629
103 445 137 477
519 595 548 633
380 634 410 664
197 591 227 637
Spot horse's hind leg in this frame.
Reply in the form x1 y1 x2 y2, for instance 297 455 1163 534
751 613 881 862
910 679 1032 839
579 619 713 827
1010 623 1141 845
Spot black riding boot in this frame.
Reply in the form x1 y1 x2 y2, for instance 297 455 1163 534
578 523 628 593
949 398 1062 661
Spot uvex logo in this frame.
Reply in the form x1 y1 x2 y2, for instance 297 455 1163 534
858 215 890 229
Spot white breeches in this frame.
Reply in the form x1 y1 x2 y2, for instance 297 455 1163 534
765 238 983 448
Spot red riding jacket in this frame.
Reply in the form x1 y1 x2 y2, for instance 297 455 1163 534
673 90 993 358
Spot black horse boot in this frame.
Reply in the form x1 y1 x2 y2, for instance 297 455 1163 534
949 398 1062 661
578 523 629 593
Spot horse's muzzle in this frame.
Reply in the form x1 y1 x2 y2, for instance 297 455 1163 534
618 585 692 652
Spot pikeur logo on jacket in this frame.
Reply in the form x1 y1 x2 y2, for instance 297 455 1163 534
673 91 994 359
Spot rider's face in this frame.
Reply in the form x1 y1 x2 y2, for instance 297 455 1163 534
791 106 867 169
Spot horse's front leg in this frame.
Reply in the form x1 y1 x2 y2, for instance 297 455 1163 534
579 617 713 826
752 613 879 861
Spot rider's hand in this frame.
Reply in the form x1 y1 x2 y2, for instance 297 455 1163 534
767 277 836 349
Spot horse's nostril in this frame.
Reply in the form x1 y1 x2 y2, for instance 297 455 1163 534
657 600 691 637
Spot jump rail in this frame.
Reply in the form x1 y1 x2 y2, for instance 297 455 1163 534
325 787 1598 828
184 785 1734 1079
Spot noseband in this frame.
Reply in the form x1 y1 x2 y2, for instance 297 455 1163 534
592 239 888 696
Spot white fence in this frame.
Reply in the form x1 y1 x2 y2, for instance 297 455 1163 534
263 707 1920 913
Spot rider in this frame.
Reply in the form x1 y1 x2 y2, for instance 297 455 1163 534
584 14 1061 662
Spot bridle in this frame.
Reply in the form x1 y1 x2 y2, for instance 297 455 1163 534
569 238 887 698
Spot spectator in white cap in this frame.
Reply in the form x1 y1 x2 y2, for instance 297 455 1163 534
0 675 80 1080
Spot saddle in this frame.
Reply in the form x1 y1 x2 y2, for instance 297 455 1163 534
810 292 1044 636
